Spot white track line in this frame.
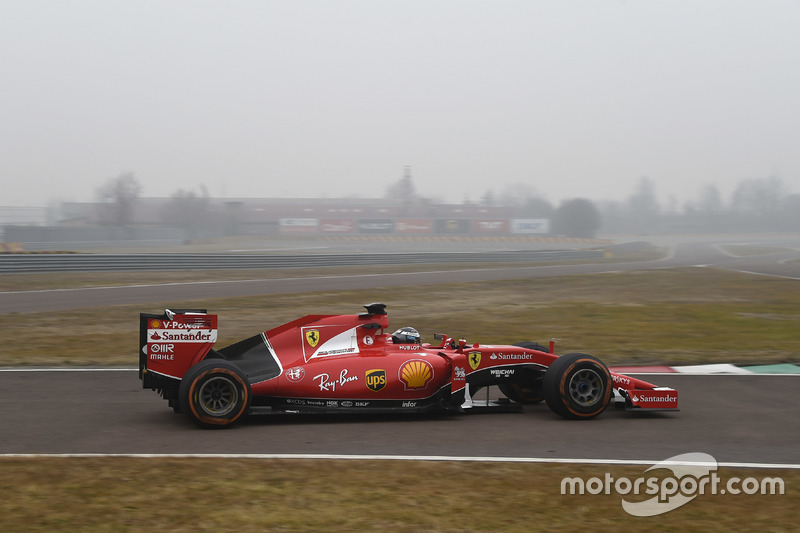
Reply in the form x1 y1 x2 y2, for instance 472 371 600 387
0 453 797 469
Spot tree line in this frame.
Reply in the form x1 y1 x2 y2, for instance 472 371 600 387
93 173 798 238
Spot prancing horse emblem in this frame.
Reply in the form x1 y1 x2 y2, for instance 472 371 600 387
468 351 481 370
305 329 320 348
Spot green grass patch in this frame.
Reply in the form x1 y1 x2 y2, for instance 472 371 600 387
1 267 799 367
0 458 794 532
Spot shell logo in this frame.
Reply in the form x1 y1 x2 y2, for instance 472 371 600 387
399 360 434 390
150 319 161 329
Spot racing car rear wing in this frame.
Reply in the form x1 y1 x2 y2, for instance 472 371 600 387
139 309 218 383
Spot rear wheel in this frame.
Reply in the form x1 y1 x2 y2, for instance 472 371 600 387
498 342 549 404
543 353 611 419
179 360 251 428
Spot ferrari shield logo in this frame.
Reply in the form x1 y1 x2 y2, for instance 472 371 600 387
468 351 481 370
305 329 320 348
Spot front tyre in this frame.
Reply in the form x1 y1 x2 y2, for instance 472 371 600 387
179 360 251 429
543 353 611 420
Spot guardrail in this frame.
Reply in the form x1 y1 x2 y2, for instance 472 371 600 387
0 250 604 273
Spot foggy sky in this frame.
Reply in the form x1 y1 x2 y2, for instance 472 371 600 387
2 0 799 207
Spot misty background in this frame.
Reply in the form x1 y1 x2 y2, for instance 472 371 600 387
2 1 799 236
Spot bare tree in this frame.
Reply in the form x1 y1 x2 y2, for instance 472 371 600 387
497 183 553 216
163 186 212 237
96 172 142 227
731 176 785 215
498 183 539 207
698 184 724 213
626 177 660 234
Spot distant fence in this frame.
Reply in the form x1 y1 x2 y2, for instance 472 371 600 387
1 226 221 250
0 250 603 273
280 217 551 235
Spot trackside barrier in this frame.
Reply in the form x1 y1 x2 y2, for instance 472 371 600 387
0 250 604 273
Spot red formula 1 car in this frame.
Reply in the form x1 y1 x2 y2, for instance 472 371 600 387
139 303 678 428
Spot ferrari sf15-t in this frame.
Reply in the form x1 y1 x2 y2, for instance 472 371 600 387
139 303 678 428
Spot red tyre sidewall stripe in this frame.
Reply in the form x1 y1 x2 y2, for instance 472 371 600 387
558 358 612 418
189 368 249 426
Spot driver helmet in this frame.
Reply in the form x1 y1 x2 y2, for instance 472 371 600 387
391 326 421 344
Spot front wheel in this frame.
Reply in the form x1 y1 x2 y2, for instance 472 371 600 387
542 353 612 420
179 360 251 429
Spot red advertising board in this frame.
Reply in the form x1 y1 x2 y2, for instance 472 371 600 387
473 219 509 234
319 219 356 234
395 219 433 234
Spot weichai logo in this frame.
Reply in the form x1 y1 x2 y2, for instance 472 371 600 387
366 369 386 392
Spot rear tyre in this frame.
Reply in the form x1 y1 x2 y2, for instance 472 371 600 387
543 353 611 420
179 359 251 429
498 342 549 404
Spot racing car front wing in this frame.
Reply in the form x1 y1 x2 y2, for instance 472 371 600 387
615 387 679 411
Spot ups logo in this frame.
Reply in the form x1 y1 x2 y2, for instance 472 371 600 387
366 369 386 392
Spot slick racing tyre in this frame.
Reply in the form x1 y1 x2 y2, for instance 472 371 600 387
179 360 251 429
498 342 549 404
543 353 612 420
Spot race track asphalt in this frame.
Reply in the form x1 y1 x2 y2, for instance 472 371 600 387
2 236 799 463
1 370 797 465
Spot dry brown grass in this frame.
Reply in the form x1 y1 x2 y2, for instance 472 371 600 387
2 267 800 367
0 458 795 532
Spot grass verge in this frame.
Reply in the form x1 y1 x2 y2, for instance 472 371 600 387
2 267 799 367
0 458 794 532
